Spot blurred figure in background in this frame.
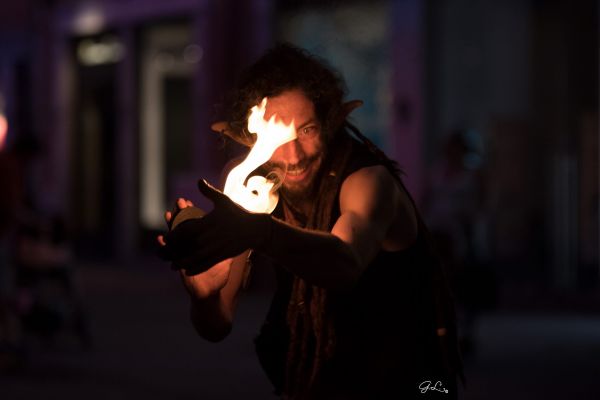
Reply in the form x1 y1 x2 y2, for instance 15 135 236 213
423 129 497 356
13 210 91 349
0 135 90 372
0 136 30 370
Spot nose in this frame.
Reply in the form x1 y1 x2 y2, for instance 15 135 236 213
278 139 304 166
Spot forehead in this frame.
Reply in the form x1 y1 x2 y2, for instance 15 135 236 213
264 89 316 125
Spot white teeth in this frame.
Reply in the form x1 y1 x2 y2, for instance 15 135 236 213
287 168 306 176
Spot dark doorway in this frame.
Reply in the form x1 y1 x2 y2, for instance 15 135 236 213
71 40 119 259
164 76 192 181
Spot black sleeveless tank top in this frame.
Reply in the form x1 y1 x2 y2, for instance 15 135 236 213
254 138 461 399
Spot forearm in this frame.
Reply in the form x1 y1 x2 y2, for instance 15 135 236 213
261 218 361 290
184 251 249 342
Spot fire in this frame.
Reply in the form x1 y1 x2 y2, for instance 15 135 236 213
223 98 296 213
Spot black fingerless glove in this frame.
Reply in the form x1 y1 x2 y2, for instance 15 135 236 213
161 179 273 275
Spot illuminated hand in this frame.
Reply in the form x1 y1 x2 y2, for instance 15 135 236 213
158 198 233 298
160 180 272 275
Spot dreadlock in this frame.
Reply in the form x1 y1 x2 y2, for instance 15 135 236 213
281 126 404 398
281 133 351 397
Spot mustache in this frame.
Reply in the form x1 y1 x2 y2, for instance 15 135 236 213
265 153 321 173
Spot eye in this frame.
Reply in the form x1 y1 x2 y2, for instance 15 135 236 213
300 126 318 137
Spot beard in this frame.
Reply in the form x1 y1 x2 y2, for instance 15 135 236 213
281 172 317 204
267 151 324 206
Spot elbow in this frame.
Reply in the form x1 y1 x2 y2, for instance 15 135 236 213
189 299 233 342
342 241 364 289
194 320 232 343
202 326 232 343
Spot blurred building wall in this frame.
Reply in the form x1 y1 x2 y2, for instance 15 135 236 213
32 0 272 259
426 0 598 288
0 0 597 290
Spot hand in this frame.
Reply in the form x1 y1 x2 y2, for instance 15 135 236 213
157 197 196 267
158 198 233 297
160 180 272 275
156 197 194 252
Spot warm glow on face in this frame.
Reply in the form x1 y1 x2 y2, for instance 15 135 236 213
223 98 297 213
0 114 7 151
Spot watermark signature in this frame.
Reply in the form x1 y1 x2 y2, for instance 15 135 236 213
418 380 449 394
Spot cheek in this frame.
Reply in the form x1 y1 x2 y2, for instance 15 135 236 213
304 140 323 157
269 147 285 164
303 138 322 157
301 143 314 156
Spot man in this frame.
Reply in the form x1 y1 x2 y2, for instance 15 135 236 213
159 44 462 399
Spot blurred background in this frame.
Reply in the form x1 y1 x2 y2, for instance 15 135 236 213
0 0 597 398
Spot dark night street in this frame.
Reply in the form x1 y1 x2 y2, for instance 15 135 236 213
1 261 598 399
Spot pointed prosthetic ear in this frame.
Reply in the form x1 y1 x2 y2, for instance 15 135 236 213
211 121 229 135
334 100 363 130
343 100 364 115
211 121 255 147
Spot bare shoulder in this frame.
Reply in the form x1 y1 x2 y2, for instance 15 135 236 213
339 165 401 211
340 165 418 251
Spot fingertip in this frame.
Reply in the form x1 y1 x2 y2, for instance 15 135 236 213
177 198 187 208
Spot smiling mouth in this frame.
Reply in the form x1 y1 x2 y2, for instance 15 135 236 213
287 166 308 176
268 154 321 184
284 163 312 182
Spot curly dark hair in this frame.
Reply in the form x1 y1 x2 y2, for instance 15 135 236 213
225 43 347 145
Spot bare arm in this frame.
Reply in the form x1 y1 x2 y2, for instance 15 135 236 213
159 199 250 342
165 159 251 342
262 165 417 290
184 251 250 342
161 165 417 332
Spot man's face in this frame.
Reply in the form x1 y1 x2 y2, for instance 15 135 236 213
263 89 325 202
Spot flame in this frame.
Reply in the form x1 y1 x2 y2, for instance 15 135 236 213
223 98 296 213
0 113 7 151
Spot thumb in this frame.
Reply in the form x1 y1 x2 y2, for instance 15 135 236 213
197 179 228 204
